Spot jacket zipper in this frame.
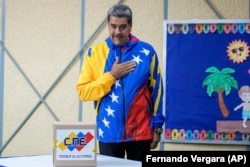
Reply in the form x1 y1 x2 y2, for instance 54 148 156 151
118 47 126 141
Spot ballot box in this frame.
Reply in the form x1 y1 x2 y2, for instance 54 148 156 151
53 123 96 167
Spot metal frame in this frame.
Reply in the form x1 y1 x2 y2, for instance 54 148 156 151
0 0 6 157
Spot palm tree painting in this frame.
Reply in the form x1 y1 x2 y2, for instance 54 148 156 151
202 66 238 117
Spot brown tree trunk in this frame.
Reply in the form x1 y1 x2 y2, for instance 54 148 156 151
218 89 229 117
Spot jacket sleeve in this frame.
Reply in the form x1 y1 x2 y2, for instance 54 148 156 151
76 48 116 101
150 52 165 128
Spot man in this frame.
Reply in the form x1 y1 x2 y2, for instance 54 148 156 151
76 4 165 161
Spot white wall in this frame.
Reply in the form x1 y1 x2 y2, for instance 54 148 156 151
3 0 81 156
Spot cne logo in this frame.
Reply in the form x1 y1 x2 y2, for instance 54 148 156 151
58 131 94 152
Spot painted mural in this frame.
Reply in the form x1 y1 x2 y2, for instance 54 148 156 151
164 21 250 144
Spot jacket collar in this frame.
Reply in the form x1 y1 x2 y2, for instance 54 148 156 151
105 33 138 50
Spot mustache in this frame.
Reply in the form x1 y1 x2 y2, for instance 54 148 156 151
113 34 123 38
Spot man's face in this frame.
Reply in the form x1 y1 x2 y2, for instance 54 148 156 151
108 16 132 46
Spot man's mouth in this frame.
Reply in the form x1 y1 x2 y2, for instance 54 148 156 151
113 35 123 39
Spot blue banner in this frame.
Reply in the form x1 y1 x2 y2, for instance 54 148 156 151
164 21 250 144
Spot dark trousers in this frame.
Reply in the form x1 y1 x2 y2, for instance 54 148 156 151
99 140 151 161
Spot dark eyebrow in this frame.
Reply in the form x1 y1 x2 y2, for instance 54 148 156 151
110 23 128 27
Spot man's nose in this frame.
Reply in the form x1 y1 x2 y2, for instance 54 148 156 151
114 27 122 33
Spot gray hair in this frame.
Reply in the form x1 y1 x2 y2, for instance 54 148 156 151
107 4 132 25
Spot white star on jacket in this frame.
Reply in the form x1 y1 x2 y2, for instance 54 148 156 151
102 117 110 128
132 55 143 64
98 128 104 138
140 48 150 56
115 80 121 89
109 91 119 103
105 105 115 117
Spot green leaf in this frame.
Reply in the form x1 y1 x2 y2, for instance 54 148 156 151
205 66 220 73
